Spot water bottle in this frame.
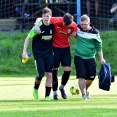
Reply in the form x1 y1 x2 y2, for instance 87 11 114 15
22 53 31 63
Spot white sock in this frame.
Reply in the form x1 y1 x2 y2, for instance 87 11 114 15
53 91 57 95
59 84 64 89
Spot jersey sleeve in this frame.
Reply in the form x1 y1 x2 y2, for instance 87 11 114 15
50 17 63 24
28 27 37 39
72 22 77 32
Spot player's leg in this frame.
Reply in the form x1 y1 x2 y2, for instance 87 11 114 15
95 0 99 16
74 56 87 100
86 0 91 16
44 53 54 100
52 47 61 100
44 72 52 100
86 80 93 99
59 47 71 99
86 58 96 99
52 68 59 100
59 66 70 99
33 57 45 99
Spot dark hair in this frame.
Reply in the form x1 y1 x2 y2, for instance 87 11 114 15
63 13 73 26
42 7 52 16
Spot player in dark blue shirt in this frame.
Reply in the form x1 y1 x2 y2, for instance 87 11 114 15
22 8 54 100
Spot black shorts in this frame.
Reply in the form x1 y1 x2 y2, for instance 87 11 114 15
74 56 96 80
53 46 71 68
35 52 54 74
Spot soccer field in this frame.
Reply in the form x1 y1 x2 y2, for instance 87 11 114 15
0 76 117 117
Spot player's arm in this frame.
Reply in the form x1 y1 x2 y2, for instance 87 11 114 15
98 51 106 64
70 22 77 37
35 18 42 25
50 17 62 24
110 4 117 13
71 31 77 37
22 27 37 59
35 17 61 26
22 36 30 60
95 35 106 64
34 18 42 34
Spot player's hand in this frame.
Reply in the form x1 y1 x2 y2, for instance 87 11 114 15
22 52 27 60
34 25 41 34
100 58 106 64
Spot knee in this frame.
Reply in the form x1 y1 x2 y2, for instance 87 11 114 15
63 67 70 71
46 72 52 79
36 73 45 81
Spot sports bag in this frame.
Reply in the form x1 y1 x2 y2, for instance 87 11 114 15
98 63 114 91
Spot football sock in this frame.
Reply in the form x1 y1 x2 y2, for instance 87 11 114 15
61 71 70 86
53 91 57 95
34 81 40 89
45 86 51 97
52 70 58 91
82 94 85 96
59 84 64 89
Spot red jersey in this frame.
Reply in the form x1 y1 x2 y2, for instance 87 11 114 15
50 17 77 48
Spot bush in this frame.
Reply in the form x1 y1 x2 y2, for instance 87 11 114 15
0 31 117 76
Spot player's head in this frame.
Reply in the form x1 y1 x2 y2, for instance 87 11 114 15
42 7 52 25
63 13 73 27
80 14 90 31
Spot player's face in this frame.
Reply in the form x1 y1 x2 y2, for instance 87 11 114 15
42 13 51 24
80 20 90 31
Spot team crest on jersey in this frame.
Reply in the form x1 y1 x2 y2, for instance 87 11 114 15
50 30 52 34
68 29 71 33
59 30 67 34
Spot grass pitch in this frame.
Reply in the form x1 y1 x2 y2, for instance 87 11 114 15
0 76 117 117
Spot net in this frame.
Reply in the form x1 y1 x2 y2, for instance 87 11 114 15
0 0 116 31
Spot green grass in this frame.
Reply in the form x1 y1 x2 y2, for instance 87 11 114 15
0 31 117 75
0 76 117 117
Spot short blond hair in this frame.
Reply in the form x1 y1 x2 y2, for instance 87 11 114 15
80 14 90 23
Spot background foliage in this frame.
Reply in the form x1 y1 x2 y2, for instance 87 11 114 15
0 31 117 76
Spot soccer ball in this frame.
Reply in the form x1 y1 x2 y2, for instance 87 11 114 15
70 85 80 95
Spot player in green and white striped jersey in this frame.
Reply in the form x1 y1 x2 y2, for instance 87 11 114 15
74 14 106 100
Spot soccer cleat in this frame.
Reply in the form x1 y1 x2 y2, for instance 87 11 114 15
44 96 51 101
82 95 87 101
59 87 67 99
33 88 38 100
86 91 90 99
53 94 58 100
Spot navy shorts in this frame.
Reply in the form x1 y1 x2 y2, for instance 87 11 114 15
74 56 96 80
53 46 71 68
35 52 54 74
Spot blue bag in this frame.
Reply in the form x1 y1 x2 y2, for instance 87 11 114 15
98 63 114 91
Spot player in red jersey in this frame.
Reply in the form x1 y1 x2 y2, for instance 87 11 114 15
34 13 77 100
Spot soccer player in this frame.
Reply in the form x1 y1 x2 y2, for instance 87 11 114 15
22 8 54 100
34 13 77 100
74 14 106 100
